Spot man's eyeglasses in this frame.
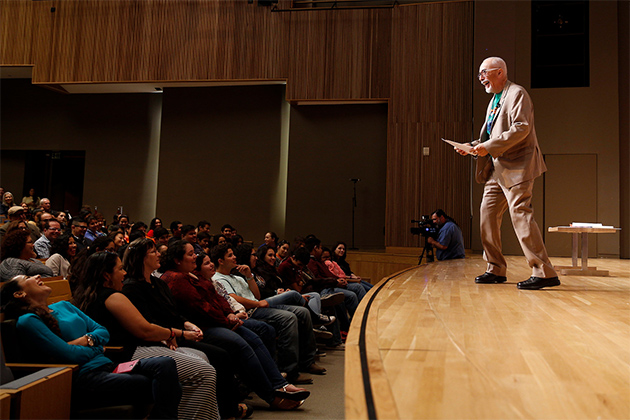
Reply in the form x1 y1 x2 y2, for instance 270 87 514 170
477 68 500 78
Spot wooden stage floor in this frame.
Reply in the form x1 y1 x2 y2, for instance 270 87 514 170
345 255 630 420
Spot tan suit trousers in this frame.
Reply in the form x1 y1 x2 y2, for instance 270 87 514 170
480 178 556 278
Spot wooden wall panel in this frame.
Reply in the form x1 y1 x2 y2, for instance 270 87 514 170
386 2 474 247
0 0 34 65
28 0 289 83
286 8 390 100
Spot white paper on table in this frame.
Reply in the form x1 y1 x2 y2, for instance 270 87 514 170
441 138 477 155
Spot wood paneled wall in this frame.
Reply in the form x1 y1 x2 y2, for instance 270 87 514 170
387 2 474 246
1 0 474 248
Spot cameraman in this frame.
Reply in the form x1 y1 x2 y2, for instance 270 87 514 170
427 209 465 261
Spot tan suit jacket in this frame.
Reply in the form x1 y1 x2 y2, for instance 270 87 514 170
474 80 547 188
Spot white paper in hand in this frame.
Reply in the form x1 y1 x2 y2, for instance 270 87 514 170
441 138 477 155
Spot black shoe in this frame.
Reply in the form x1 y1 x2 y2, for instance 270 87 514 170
475 272 507 284
321 292 345 307
517 276 560 290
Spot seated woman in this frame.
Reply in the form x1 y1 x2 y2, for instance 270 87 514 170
1 192 15 216
121 238 244 420
326 244 373 292
1 274 181 418
160 242 310 411
275 240 290 267
45 234 77 277
260 232 278 250
0 230 53 282
75 251 221 420
147 218 163 239
21 188 40 212
109 231 126 253
255 245 334 326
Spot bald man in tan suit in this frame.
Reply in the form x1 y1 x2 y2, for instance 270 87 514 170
457 57 559 290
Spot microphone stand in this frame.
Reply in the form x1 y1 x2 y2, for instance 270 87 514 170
350 179 359 250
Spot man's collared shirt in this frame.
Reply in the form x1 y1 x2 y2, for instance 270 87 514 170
33 235 51 258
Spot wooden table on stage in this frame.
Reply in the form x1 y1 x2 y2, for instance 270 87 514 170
548 226 619 276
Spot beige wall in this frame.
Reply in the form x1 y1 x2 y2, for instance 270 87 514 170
472 0 621 257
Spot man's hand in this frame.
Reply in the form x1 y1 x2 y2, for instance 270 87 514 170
236 264 252 278
427 237 437 246
454 146 469 156
258 300 269 308
472 144 489 156
337 278 348 287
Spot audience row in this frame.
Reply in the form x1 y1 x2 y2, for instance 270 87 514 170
1 201 370 419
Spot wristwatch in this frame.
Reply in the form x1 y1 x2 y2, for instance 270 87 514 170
85 334 94 347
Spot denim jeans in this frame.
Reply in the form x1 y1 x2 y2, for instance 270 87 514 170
347 282 367 302
242 318 277 358
74 356 181 419
203 325 286 403
321 287 359 331
264 289 305 307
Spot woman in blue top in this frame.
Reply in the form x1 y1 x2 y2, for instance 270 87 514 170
0 274 181 418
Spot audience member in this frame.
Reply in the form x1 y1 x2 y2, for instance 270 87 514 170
231 234 244 247
153 227 170 246
131 221 148 234
121 238 241 419
197 231 212 254
182 225 204 254
197 221 212 235
323 245 373 292
33 219 62 258
221 224 234 239
45 234 77 278
53 210 68 231
109 231 126 253
276 240 290 267
85 215 105 244
1 192 16 216
261 232 278 250
147 218 163 238
39 198 52 213
21 188 40 211
118 214 131 241
1 275 181 418
0 230 53 282
71 218 90 252
169 220 183 243
90 236 115 253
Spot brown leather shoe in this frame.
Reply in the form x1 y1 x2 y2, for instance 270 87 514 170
270 397 304 410
291 373 313 384
306 362 327 375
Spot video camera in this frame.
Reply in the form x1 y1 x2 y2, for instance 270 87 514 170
410 215 439 240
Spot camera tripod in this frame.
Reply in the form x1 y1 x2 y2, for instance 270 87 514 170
418 236 434 265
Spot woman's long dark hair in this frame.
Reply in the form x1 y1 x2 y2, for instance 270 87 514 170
255 245 276 274
158 240 189 273
74 252 119 312
332 241 348 263
1 277 62 337
50 234 73 260
235 243 254 267
123 238 156 280
0 230 30 261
